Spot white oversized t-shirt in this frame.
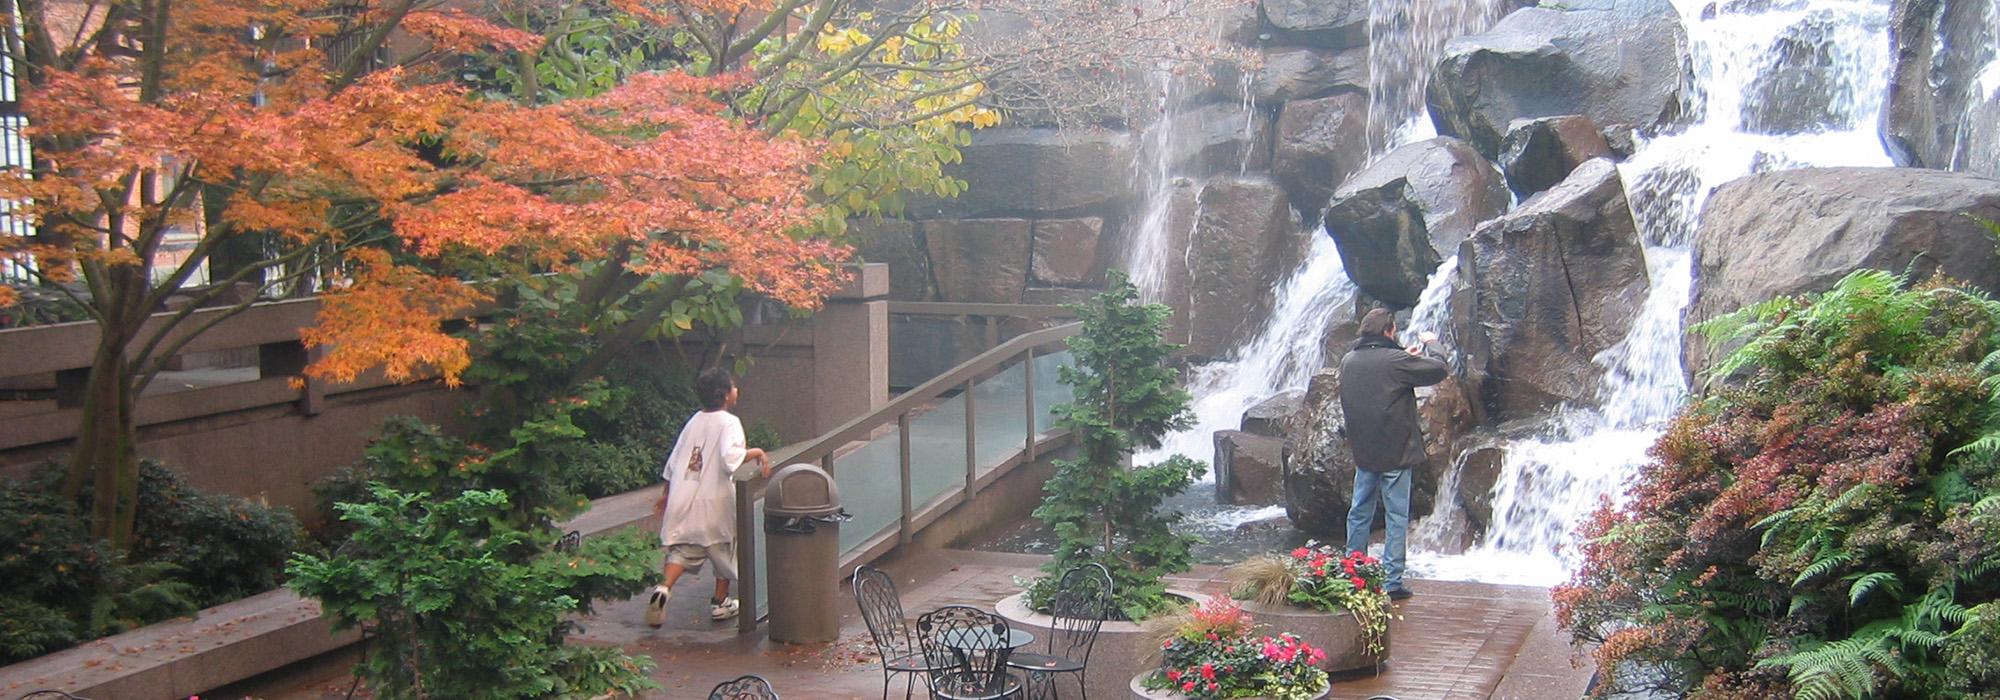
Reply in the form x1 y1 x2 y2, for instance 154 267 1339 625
659 410 749 547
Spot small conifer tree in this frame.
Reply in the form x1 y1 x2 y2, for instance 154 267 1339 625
1029 271 1206 620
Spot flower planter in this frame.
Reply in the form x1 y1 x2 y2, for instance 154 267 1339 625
1127 671 1331 700
996 590 1214 700
1238 599 1387 675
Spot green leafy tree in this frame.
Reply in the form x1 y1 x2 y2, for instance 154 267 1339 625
1029 271 1206 620
289 486 659 700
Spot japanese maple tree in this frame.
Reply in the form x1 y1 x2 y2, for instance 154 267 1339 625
0 0 847 548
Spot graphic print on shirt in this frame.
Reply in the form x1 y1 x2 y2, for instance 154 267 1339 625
687 445 705 474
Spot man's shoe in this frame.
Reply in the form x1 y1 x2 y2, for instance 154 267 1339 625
1388 587 1414 602
645 585 672 627
710 597 741 620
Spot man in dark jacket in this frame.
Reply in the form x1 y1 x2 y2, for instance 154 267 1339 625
1338 308 1448 600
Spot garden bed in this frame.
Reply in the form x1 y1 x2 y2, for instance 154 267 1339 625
996 589 1214 700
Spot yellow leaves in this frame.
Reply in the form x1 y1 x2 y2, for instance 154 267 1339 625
0 285 17 308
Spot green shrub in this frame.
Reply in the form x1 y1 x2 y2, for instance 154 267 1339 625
1555 270 2000 700
290 485 658 700
130 462 301 607
1028 272 1206 620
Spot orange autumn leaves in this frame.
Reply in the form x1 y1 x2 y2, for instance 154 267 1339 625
0 0 847 386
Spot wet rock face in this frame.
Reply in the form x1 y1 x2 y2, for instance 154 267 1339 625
849 218 933 302
1158 102 1274 177
1740 14 1847 135
1240 390 1307 439
1260 0 1371 50
1499 115 1616 200
1185 176 1305 359
1881 0 2000 177
1273 92 1371 223
908 128 1136 219
1425 0 1688 158
1686 167 2000 381
1029 218 1105 287
1285 370 1356 538
1214 430 1286 506
1247 47 1371 103
924 218 1032 303
1323 137 1510 309
1451 158 1651 421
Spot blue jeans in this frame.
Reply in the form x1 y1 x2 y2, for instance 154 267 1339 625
1345 468 1411 590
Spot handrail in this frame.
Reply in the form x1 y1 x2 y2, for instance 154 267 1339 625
886 301 1078 319
732 320 1081 633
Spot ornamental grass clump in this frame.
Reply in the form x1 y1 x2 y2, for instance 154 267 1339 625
1230 543 1393 656
1555 269 2000 700
1143 597 1330 699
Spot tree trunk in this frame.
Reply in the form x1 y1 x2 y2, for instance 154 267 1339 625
65 329 142 549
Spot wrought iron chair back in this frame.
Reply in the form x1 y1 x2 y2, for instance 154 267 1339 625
553 529 583 553
709 674 780 699
1044 562 1112 663
855 565 921 663
917 605 1019 699
17 691 91 700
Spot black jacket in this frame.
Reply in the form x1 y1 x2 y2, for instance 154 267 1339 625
1338 335 1450 473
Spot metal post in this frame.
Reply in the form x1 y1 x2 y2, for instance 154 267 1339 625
821 452 835 474
1024 348 1037 461
963 379 978 495
898 412 913 545
735 481 758 634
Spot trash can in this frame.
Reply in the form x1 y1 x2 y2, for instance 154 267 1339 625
764 463 848 644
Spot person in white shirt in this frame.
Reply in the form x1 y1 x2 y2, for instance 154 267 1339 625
646 368 770 626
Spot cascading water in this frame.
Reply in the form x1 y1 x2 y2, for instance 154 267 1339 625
1409 0 1899 586
1365 0 1510 148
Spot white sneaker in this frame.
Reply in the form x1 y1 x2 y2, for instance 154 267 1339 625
645 585 671 627
709 597 740 620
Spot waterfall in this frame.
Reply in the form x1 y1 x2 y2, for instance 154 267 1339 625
1365 0 1510 149
1125 73 1195 305
1409 0 1898 586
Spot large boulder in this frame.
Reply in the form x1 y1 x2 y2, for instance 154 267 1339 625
1248 47 1370 103
1880 0 2000 177
1498 115 1615 199
1686 167 2000 379
1186 176 1305 358
909 128 1136 218
1323 137 1510 308
923 219 1031 303
1426 0 1688 158
1739 13 1848 134
1158 102 1273 176
1215 430 1286 506
1029 217 1105 287
1451 159 1650 421
849 218 934 301
1260 0 1371 50
1273 93 1371 222
1285 370 1356 537
1241 390 1307 439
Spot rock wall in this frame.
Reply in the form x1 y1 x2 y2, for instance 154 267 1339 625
1881 0 2000 177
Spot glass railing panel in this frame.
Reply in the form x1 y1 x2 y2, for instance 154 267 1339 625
907 393 970 510
830 426 903 556
750 496 768 615
970 360 1029 475
1032 350 1075 435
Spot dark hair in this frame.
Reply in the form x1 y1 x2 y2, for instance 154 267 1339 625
695 368 735 411
1359 308 1396 337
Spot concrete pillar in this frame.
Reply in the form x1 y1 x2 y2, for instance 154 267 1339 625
811 263 889 435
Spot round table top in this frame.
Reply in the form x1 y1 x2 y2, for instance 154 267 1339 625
935 627 1035 651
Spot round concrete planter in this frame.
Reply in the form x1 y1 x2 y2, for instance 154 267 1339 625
1238 599 1387 675
995 590 1214 700
1127 671 1331 700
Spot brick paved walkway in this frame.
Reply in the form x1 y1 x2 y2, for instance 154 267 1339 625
240 548 1592 699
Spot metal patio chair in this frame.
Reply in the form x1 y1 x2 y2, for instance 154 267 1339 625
855 565 948 699
917 605 1024 700
708 674 780 699
1008 563 1112 699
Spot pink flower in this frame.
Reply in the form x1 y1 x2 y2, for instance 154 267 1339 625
1206 631 1219 641
1351 576 1367 589
1200 663 1216 680
1168 669 1182 682
1183 681 1196 692
1291 547 1310 558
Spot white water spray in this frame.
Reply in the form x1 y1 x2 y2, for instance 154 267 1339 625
1410 0 1898 586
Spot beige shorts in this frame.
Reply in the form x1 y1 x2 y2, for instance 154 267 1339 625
666 542 738 580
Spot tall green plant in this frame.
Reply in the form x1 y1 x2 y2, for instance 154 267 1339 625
1555 269 2000 700
1028 271 1206 620
289 486 659 700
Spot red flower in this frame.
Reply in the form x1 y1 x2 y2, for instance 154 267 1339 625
1205 631 1219 641
1168 669 1182 682
1351 576 1367 589
1290 547 1310 558
1183 681 1196 692
1200 662 1216 680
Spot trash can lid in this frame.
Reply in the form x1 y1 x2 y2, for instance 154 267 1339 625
765 463 842 517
